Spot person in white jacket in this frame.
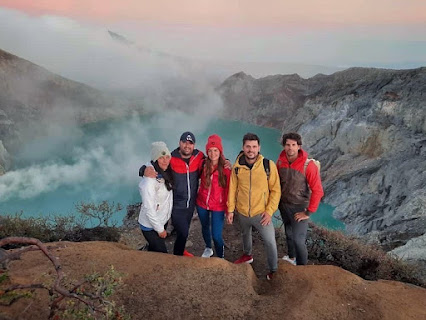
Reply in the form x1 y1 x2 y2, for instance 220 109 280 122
138 141 173 253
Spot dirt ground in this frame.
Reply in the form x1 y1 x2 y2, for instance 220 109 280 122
1 217 426 320
168 213 286 278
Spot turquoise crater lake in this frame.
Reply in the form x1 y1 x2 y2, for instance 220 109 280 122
0 114 344 231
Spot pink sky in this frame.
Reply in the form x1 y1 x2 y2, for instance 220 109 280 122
2 0 426 27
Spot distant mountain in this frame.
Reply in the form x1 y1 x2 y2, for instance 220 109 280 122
218 67 426 264
0 48 140 173
107 30 343 81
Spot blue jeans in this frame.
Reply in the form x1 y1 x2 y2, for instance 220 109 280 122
196 206 225 258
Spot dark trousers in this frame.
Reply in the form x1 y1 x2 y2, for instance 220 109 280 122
280 204 309 265
172 207 194 255
142 226 168 253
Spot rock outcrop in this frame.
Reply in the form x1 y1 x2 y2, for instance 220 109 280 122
218 68 426 261
0 48 142 173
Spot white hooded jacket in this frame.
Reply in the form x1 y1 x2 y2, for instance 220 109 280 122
138 163 173 233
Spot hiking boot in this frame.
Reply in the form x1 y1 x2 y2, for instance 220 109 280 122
266 272 275 281
183 250 194 257
234 254 253 264
201 247 214 258
282 255 296 265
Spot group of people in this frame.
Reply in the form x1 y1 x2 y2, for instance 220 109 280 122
138 130 323 280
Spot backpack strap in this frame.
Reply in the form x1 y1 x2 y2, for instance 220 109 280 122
234 157 270 180
303 159 310 175
263 158 270 180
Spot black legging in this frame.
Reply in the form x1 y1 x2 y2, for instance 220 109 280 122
141 224 168 253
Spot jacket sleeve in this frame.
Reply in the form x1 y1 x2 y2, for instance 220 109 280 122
227 166 238 213
139 178 165 233
266 160 281 216
305 161 324 213
224 168 231 215
198 152 206 175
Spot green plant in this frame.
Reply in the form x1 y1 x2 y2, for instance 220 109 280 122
54 266 129 320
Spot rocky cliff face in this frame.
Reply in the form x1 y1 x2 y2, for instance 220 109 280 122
218 68 426 261
0 49 141 173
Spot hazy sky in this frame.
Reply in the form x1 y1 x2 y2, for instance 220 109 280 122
2 0 426 26
1 0 425 71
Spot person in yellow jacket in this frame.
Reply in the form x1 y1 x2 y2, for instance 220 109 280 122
227 133 281 280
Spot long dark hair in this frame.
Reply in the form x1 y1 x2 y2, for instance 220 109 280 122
151 160 174 191
203 155 226 188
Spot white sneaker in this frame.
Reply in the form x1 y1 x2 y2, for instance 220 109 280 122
201 247 214 258
282 255 296 265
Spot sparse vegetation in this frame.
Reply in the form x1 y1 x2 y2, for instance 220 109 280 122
75 201 123 228
1 202 424 289
0 201 122 247
0 237 128 320
306 224 426 287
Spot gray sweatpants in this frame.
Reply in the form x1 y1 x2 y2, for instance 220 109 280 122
237 212 278 272
279 204 309 265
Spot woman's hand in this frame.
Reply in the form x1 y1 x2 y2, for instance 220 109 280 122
158 230 167 238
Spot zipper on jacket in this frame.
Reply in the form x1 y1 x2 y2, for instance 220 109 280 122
185 152 200 209
248 169 252 217
205 173 213 210
186 163 190 208
264 192 266 209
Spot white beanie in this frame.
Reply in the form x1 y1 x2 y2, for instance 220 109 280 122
151 141 171 162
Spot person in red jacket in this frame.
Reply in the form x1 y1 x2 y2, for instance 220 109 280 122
196 134 231 258
276 132 324 265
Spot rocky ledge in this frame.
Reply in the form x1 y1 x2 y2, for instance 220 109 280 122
218 67 426 264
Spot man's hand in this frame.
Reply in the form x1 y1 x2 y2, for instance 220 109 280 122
226 212 234 224
260 212 272 226
158 230 167 238
294 211 310 222
224 159 232 170
144 166 158 178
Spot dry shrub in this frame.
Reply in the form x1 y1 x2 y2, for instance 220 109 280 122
307 224 425 288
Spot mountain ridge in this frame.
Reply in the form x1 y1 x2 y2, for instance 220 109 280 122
0 48 141 173
218 67 426 265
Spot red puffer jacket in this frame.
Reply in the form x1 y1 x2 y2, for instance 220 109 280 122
276 148 324 213
196 164 231 214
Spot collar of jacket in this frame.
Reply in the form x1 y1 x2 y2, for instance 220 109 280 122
278 148 308 166
171 147 200 161
236 152 264 168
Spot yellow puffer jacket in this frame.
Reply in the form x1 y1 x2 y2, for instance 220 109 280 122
227 153 281 217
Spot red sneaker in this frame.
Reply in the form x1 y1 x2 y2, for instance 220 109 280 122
183 250 194 257
266 272 275 281
234 254 253 264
